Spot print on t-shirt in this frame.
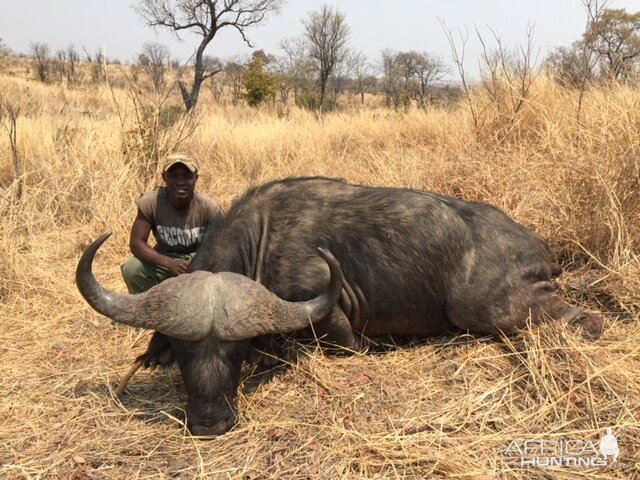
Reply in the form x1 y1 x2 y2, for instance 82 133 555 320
156 225 205 248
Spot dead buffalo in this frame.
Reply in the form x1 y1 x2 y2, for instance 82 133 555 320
76 177 603 436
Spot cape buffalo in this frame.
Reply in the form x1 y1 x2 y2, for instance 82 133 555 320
76 177 603 436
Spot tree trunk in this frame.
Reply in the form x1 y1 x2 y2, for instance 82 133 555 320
179 75 203 112
319 81 326 111
178 80 191 111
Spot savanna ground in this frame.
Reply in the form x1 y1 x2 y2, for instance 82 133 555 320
0 59 639 479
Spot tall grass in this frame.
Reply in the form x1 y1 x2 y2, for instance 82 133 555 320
0 62 638 478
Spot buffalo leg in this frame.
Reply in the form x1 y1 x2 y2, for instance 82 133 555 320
136 331 175 368
501 281 604 339
246 335 286 368
558 306 604 339
448 281 604 339
310 306 363 352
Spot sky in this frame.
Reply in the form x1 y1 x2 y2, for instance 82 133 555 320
1 0 639 79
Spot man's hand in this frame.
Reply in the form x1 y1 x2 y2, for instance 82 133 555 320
129 210 191 277
165 258 190 277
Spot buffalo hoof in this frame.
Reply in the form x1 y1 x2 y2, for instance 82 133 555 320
569 312 604 340
189 418 236 437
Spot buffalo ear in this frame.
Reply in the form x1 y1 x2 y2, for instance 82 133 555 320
210 248 344 341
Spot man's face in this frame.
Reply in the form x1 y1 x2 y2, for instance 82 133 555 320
163 163 197 205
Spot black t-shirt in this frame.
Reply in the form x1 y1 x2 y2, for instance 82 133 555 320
136 187 221 254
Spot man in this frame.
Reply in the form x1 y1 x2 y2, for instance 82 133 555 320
121 152 221 294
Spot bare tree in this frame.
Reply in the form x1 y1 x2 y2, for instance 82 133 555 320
203 55 224 101
476 26 540 140
442 23 480 133
82 46 92 63
542 2 615 128
138 42 171 91
0 38 12 56
395 51 420 93
379 50 449 110
545 45 587 87
53 49 67 82
330 48 359 102
270 61 291 106
350 51 375 105
93 49 107 83
379 49 402 109
0 98 23 201
224 59 246 105
203 54 223 74
574 0 609 127
442 21 539 142
64 44 81 86
82 46 107 83
279 36 313 105
135 0 283 112
30 42 51 82
303 5 350 110
411 52 449 109
207 73 224 102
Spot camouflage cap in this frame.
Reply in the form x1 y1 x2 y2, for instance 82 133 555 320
162 152 198 173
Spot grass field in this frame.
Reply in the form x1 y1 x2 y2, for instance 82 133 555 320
0 63 639 478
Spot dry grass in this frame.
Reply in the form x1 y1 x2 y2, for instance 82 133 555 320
0 60 639 478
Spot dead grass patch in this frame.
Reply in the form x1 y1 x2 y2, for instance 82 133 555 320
0 71 638 478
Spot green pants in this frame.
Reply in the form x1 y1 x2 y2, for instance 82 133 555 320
120 251 197 294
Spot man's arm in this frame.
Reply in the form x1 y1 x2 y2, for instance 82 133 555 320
129 209 189 276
